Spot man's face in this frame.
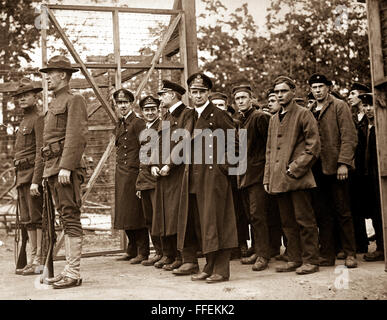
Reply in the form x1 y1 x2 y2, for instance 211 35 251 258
116 101 131 117
234 91 251 112
267 94 281 114
273 82 294 106
189 88 209 107
46 70 65 91
142 106 158 122
212 99 227 111
307 99 315 109
364 103 375 120
348 90 362 107
159 91 174 109
310 83 329 102
16 91 36 109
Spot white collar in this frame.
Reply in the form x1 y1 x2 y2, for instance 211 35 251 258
123 110 132 120
169 101 183 114
195 100 210 117
146 118 158 129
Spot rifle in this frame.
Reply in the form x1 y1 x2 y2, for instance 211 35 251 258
14 187 29 272
40 179 56 284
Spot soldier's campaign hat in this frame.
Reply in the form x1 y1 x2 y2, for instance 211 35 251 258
308 73 332 86
350 82 370 93
113 88 135 102
358 93 373 106
157 80 186 96
139 95 160 108
39 55 79 73
232 83 252 95
266 88 275 98
187 72 213 90
209 92 228 102
12 78 43 97
307 92 315 100
273 75 296 89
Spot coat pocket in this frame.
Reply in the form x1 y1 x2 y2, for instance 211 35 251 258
52 106 67 128
21 126 34 147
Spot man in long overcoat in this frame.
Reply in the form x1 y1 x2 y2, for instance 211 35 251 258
174 72 238 283
264 76 321 275
113 88 149 265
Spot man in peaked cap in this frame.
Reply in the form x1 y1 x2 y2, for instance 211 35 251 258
150 79 189 271
172 72 238 283
12 78 44 276
308 72 358 269
135 95 163 267
209 92 236 116
112 87 149 265
232 82 272 272
266 88 281 115
39 55 88 288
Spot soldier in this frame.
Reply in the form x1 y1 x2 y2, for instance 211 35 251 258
174 72 238 283
308 73 358 268
136 96 163 266
39 55 88 288
151 80 189 271
264 76 321 275
233 83 271 271
209 92 236 116
12 78 44 276
113 88 149 265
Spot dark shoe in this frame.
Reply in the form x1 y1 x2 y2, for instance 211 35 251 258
275 253 289 262
163 260 183 271
45 274 64 285
245 247 255 257
191 272 210 281
141 254 162 266
275 261 302 273
241 253 258 265
154 256 174 269
52 276 82 289
206 274 229 284
129 255 148 265
22 264 43 276
368 234 376 242
296 263 319 275
318 257 335 266
116 255 134 261
363 250 384 262
252 257 268 271
172 263 199 275
15 264 32 275
336 251 346 260
345 256 358 268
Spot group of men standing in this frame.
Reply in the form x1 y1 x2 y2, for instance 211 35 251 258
11 51 384 289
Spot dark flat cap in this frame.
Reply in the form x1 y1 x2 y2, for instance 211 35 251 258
158 80 186 96
113 88 134 102
139 95 160 108
308 73 332 86
232 83 252 95
187 72 213 90
358 93 373 105
266 88 275 99
39 55 79 73
209 92 228 102
273 76 296 89
12 78 42 97
350 82 370 93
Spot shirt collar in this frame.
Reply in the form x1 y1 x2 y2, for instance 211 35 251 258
169 101 183 114
195 100 210 117
146 118 158 129
122 110 132 121
53 84 70 98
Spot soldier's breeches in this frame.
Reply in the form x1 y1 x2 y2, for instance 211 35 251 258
47 174 83 237
17 184 43 230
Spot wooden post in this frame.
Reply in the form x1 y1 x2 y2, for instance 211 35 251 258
112 10 121 90
41 4 48 114
181 0 198 76
366 0 387 271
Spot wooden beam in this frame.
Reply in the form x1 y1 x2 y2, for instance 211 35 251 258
366 0 387 271
47 4 182 15
179 11 189 106
46 6 118 123
41 15 48 114
71 63 184 69
112 10 121 90
181 0 198 76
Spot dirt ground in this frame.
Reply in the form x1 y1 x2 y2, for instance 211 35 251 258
0 229 386 301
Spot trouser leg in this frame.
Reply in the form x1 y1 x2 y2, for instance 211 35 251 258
212 249 231 279
125 230 137 256
182 194 201 264
266 194 282 257
162 234 178 259
135 228 150 257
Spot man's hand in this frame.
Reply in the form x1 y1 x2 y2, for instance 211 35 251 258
151 166 160 177
58 169 71 185
30 183 40 197
159 165 170 177
337 164 348 181
264 184 269 193
136 191 141 199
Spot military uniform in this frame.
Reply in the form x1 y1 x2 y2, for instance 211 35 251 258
113 89 149 264
39 55 88 288
12 79 44 275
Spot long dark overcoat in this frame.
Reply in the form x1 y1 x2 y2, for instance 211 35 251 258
176 102 238 254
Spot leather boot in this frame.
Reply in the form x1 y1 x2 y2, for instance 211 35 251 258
22 230 39 275
56 235 82 288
